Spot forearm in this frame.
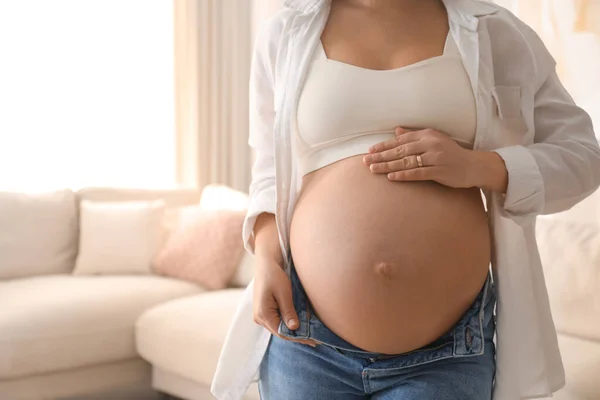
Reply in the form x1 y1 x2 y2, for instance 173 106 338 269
253 212 283 267
470 151 509 194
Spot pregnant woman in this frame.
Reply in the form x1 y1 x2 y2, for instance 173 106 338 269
212 0 600 399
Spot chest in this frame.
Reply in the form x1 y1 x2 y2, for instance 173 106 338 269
297 55 477 147
320 3 450 72
274 12 539 154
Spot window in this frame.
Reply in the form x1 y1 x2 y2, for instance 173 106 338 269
0 0 175 191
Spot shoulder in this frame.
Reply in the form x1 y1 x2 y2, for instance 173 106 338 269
475 2 556 90
255 8 299 49
253 8 299 65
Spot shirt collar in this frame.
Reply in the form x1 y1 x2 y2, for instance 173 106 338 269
282 0 499 31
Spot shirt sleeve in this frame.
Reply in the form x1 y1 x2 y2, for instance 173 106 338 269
242 19 280 255
493 70 600 217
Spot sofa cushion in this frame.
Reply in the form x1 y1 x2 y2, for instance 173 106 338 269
74 200 166 275
0 189 77 279
135 289 245 387
0 275 202 379
536 216 600 341
152 209 246 290
555 333 600 400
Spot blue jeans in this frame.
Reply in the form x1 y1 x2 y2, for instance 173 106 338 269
258 254 496 399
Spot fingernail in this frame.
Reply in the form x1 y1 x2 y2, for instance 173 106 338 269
370 164 377 171
364 155 372 163
288 319 297 328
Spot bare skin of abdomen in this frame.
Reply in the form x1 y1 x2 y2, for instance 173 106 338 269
289 154 491 355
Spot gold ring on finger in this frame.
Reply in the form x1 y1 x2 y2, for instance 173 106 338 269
416 154 423 168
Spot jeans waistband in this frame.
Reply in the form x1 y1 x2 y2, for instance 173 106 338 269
278 253 496 360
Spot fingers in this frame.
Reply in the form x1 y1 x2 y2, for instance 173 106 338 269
367 130 422 154
254 281 319 347
387 166 440 182
362 127 456 185
259 303 318 347
273 281 299 330
261 302 286 337
364 141 428 165
366 137 401 155
369 154 427 174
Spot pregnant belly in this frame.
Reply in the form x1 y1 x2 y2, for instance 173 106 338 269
289 154 491 354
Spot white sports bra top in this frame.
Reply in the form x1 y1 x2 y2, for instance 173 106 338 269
296 31 477 176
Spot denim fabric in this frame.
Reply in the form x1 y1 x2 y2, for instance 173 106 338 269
258 255 496 399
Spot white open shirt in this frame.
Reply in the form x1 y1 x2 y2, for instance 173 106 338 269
211 1 600 399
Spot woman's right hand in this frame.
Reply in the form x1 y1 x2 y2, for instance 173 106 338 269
253 256 319 347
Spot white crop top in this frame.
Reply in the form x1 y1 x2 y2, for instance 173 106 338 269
296 31 477 176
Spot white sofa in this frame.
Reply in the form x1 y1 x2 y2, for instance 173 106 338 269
136 288 259 400
1 185 599 400
0 187 258 400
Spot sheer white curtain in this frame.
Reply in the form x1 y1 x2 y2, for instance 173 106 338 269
173 0 253 193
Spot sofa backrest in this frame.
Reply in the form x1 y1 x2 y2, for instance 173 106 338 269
76 187 201 208
0 189 78 280
0 187 202 281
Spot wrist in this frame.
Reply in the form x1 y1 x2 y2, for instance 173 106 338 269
253 212 283 266
254 242 284 269
470 151 509 193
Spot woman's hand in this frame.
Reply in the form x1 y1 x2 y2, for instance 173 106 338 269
253 255 319 347
363 127 508 192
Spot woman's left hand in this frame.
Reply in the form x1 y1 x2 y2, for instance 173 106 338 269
363 127 481 189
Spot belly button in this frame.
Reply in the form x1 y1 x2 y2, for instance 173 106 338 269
374 262 394 280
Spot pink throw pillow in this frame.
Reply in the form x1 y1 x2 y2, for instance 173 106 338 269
152 209 246 290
